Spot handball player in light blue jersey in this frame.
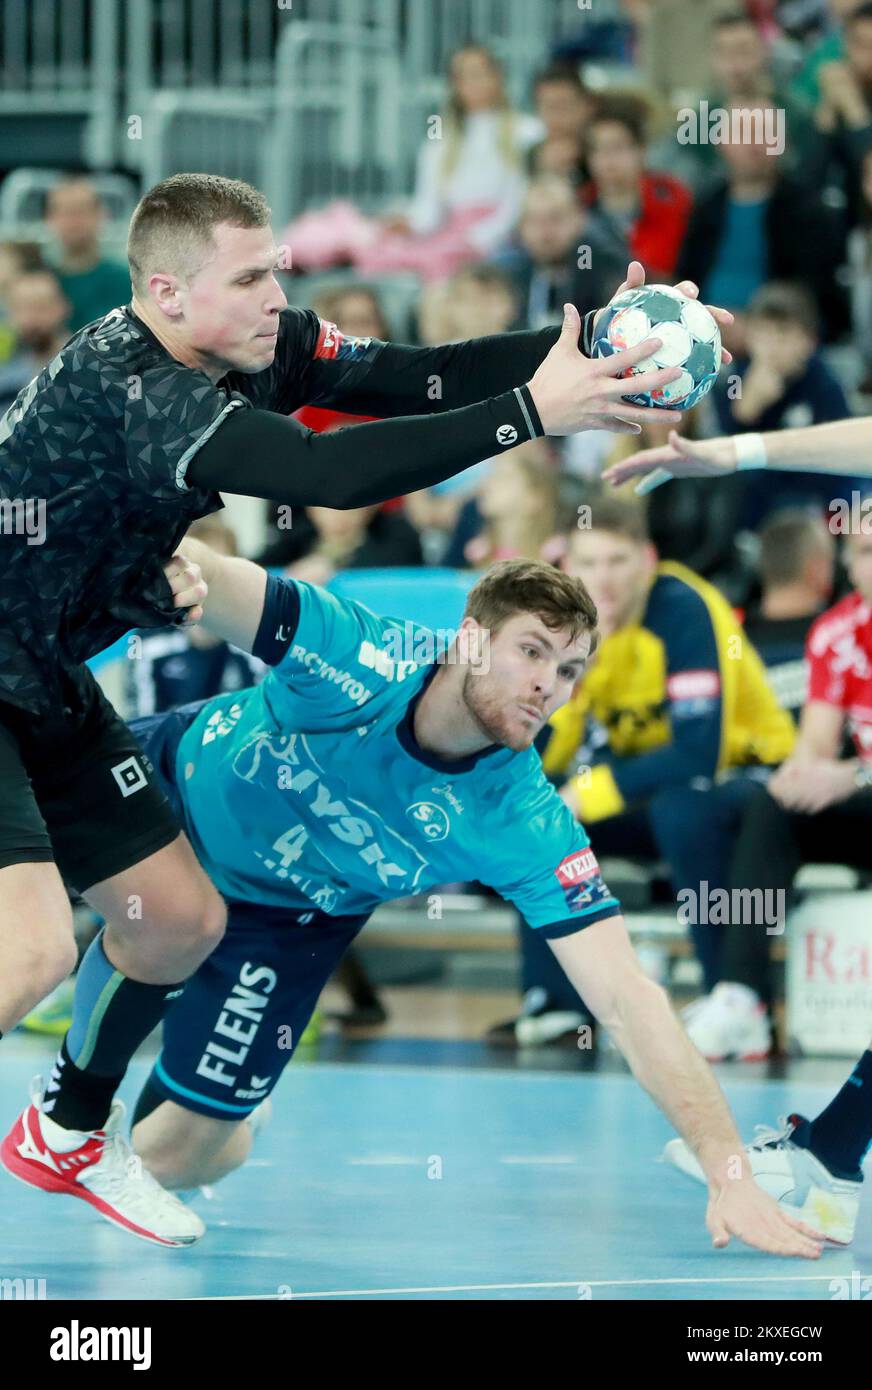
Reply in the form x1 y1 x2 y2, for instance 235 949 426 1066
122 537 825 1257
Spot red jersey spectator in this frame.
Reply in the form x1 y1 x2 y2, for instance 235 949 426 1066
807 586 872 761
581 96 693 280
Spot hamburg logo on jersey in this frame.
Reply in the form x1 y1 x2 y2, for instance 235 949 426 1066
554 847 611 913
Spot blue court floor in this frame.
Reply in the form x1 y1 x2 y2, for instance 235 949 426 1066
0 1038 869 1301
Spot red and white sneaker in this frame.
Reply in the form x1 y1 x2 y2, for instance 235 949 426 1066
0 1079 205 1247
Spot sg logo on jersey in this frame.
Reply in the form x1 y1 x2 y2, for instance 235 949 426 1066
406 801 450 842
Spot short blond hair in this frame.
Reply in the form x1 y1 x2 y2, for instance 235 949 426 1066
127 173 270 296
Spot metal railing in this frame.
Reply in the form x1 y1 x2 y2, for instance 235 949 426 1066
267 20 404 224
0 0 118 165
0 0 625 192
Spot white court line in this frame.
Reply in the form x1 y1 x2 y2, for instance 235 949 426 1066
499 1156 578 1165
190 1273 862 1300
347 1156 421 1165
347 1154 580 1166
295 1059 838 1092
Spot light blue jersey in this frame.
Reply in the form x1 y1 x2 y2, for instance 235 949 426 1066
172 576 621 938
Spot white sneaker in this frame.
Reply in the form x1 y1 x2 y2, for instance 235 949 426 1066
663 1115 863 1244
682 982 771 1061
0 1078 205 1247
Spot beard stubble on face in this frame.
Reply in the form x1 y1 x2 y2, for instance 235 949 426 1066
461 667 541 753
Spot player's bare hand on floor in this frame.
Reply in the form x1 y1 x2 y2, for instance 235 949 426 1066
706 1176 825 1259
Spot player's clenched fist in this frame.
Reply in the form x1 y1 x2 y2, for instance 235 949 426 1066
526 302 686 437
164 552 208 625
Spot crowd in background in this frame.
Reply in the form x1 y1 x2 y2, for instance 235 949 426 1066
3 0 872 1051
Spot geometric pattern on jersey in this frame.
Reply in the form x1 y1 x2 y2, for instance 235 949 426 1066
0 302 328 716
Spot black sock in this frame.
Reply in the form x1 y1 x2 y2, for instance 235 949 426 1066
796 1050 872 1180
41 929 185 1132
41 1040 125 1134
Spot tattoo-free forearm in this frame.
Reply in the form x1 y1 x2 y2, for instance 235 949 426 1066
606 976 749 1183
760 416 872 476
176 535 267 653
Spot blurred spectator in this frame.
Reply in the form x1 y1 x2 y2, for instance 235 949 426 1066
453 443 560 569
768 0 832 47
256 501 423 578
682 526 872 1061
284 44 541 278
807 1 872 220
44 177 131 331
487 494 794 1043
445 264 519 336
406 267 520 553
125 518 266 717
504 175 627 330
0 240 44 363
846 143 872 384
712 282 860 523
677 97 849 344
528 66 597 185
683 11 819 184
418 264 518 343
310 285 390 340
789 0 865 107
551 0 643 70
632 0 742 103
581 97 693 281
0 267 71 413
742 509 836 719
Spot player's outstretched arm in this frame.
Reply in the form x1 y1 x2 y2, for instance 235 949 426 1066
549 918 826 1259
603 417 872 494
187 308 700 510
164 536 267 654
307 261 731 425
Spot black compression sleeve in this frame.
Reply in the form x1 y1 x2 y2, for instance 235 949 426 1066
187 384 544 507
318 326 560 416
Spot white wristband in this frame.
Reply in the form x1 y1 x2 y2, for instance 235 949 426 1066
734 433 768 471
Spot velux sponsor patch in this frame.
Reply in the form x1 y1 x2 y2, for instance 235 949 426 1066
554 848 611 914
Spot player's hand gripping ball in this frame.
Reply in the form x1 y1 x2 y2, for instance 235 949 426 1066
591 284 721 410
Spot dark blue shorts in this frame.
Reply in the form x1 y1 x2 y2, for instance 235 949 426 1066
128 708 370 1120
146 897 369 1119
128 703 210 822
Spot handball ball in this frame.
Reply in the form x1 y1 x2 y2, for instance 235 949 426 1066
590 284 721 410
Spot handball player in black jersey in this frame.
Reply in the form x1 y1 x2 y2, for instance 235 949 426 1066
0 172 722 1245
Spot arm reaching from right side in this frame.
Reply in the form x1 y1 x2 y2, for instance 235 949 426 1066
550 919 825 1259
602 418 872 493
